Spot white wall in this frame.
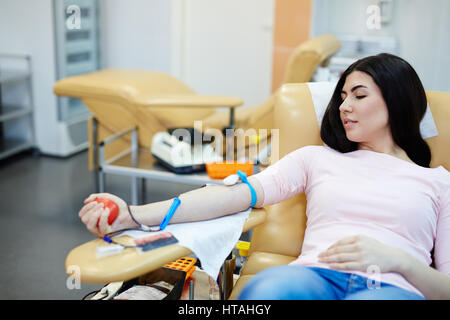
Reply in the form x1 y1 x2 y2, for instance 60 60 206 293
0 0 60 153
171 0 275 107
100 0 172 72
0 0 173 155
311 0 450 91
392 0 450 92
98 0 276 116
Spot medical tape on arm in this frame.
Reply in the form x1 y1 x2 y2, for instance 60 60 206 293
224 170 257 208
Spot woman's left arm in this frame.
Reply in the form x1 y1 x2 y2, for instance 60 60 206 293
318 235 450 300
396 251 450 300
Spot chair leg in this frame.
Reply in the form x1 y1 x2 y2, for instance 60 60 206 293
131 176 139 205
219 252 236 300
92 117 100 193
140 178 147 204
189 279 195 300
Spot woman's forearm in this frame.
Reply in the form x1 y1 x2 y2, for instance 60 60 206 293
128 176 265 227
397 250 450 300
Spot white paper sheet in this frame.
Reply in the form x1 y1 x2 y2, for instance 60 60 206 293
118 209 251 280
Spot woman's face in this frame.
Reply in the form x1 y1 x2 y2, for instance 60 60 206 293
339 71 392 147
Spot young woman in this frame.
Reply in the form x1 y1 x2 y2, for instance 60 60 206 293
78 53 450 300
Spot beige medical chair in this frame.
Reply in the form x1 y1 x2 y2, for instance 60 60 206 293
65 83 449 300
53 34 341 172
53 70 243 172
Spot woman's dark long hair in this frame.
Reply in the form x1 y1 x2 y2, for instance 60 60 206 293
320 53 431 167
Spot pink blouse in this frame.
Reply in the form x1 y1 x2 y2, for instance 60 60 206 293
252 145 450 296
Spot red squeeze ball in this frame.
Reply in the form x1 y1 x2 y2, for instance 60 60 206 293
95 198 119 227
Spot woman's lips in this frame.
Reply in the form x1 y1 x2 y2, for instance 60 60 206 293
343 120 358 128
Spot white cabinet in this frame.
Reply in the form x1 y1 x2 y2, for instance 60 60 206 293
51 0 101 156
54 0 101 122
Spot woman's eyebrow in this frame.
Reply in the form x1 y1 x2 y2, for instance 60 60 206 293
341 85 368 94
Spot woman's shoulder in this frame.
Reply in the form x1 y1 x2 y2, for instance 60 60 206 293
436 167 450 191
285 144 347 162
278 145 336 170
294 145 346 159
287 145 328 160
418 165 450 186
291 145 328 154
434 166 450 177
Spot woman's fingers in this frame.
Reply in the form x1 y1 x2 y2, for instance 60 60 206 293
84 193 114 204
80 193 128 236
319 243 360 257
318 252 360 263
328 261 362 271
78 201 99 219
85 205 104 236
326 235 361 251
80 202 101 224
318 252 365 271
98 207 111 236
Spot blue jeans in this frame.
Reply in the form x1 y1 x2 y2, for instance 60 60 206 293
238 265 426 300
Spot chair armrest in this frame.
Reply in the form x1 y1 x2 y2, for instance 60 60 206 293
135 94 244 109
65 208 267 283
242 208 267 232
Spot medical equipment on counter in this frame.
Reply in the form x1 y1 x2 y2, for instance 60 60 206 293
151 131 223 174
206 161 254 179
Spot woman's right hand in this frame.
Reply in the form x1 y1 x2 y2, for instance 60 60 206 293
78 193 136 237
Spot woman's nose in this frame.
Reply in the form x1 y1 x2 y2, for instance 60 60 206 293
339 100 352 113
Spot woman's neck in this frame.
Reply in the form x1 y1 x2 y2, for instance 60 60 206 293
358 143 414 164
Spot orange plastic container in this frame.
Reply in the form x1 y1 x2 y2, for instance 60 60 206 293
206 162 254 179
165 257 197 280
